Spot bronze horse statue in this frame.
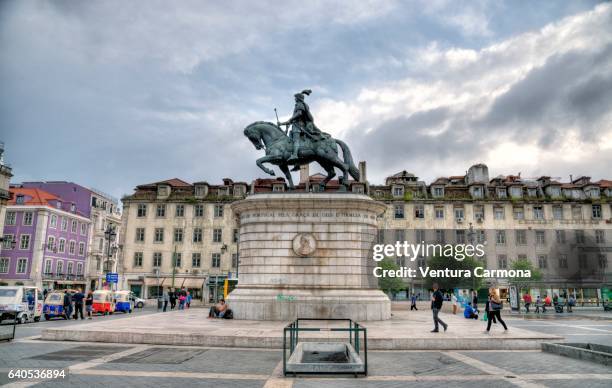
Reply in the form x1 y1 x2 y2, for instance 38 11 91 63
244 121 360 191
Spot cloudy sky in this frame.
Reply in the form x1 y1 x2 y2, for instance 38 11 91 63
1 0 611 199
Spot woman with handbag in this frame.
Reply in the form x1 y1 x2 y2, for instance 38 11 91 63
486 287 508 333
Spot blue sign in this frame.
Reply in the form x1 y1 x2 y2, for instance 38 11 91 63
106 273 119 283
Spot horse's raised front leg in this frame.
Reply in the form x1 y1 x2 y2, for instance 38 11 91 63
279 164 295 190
256 155 278 176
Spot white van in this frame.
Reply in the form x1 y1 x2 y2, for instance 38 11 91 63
0 286 43 324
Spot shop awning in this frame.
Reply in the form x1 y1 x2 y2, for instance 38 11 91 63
144 277 166 286
177 278 205 289
55 280 86 285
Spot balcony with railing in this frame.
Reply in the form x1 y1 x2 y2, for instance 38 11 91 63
42 273 86 281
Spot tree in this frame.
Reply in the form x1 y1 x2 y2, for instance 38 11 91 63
377 258 406 297
509 258 542 292
423 254 484 291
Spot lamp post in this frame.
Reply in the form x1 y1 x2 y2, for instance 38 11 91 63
104 225 117 289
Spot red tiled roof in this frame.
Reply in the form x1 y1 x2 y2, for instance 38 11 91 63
596 179 612 188
9 187 59 206
138 178 192 189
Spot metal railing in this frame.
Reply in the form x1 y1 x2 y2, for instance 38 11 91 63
283 318 368 376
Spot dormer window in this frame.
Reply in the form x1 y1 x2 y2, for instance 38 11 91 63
70 203 76 212
352 184 364 194
392 186 404 198
157 185 169 197
272 184 284 192
548 186 561 197
496 188 507 198
471 186 484 199
56 201 62 209
432 187 444 198
234 185 245 197
509 186 522 198
586 187 600 199
194 185 208 198
16 195 25 205
527 188 537 197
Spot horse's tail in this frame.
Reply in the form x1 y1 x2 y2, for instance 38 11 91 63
335 139 360 181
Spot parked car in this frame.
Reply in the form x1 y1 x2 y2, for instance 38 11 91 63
133 296 145 308
0 286 43 324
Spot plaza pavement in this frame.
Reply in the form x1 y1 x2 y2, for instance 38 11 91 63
39 307 561 350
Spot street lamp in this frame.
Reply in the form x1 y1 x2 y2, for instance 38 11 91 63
104 225 117 275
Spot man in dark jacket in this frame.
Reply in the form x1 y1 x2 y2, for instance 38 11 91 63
169 289 177 310
431 283 448 332
63 291 73 320
72 288 85 320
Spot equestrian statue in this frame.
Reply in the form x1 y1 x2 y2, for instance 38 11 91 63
244 89 360 191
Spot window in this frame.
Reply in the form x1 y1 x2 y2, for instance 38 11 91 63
517 254 527 261
71 220 78 233
394 204 404 219
575 230 585 244
515 230 527 245
555 230 566 244
96 258 101 270
156 204 166 217
527 188 537 197
497 188 507 198
69 241 76 255
172 252 182 268
572 205 583 220
0 258 9 273
455 230 465 244
579 254 588 269
473 205 484 221
415 229 425 243
137 204 147 217
50 214 57 228
393 186 404 197
2 234 14 249
553 206 563 220
80 223 87 236
435 230 445 243
211 253 221 268
414 205 424 219
154 228 164 243
535 230 546 245
214 205 224 218
174 228 184 243
134 252 143 267
44 260 52 275
476 230 486 244
232 253 239 268
472 186 484 198
533 205 544 220
20 235 31 250
559 254 568 269
78 242 85 256
47 236 55 251
233 229 239 243
67 261 73 275
16 259 28 276
98 238 103 250
493 206 504 220
434 206 444 219
153 252 162 267
495 230 506 245
433 187 444 197
598 255 608 269
595 230 605 244
509 186 522 198
497 255 507 269
454 207 465 220
192 253 201 267
213 229 222 243
592 204 602 219
77 262 83 275
417 256 426 267
56 260 64 275
23 212 33 226
193 228 203 243
395 229 405 242
175 204 185 217
135 228 145 242
537 255 548 269
58 239 66 253
61 217 68 231
513 206 524 220
5 211 16 225
194 204 204 217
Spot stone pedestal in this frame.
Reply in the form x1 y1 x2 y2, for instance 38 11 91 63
227 193 391 321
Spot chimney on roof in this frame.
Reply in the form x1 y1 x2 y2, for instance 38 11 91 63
300 164 309 185
359 161 367 183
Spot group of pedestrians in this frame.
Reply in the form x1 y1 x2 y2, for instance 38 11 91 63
428 283 508 334
524 292 575 313
160 288 193 312
61 288 94 320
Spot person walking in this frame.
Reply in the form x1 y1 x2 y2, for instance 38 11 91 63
85 290 94 319
451 293 458 314
485 288 508 333
72 288 85 320
430 283 448 333
63 290 72 320
471 289 479 312
162 290 169 312
484 293 497 324
169 289 177 310
567 295 575 313
178 293 186 310
186 292 192 309
410 293 418 311
523 292 532 313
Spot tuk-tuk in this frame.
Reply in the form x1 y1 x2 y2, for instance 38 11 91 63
0 286 43 324
92 290 115 315
113 291 134 313
43 290 74 320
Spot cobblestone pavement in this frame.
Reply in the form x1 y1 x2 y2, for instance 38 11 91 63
0 339 610 388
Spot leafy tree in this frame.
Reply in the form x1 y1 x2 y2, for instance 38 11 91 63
423 254 484 291
377 258 407 296
509 258 542 292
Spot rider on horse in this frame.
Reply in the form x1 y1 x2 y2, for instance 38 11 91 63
279 89 325 164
